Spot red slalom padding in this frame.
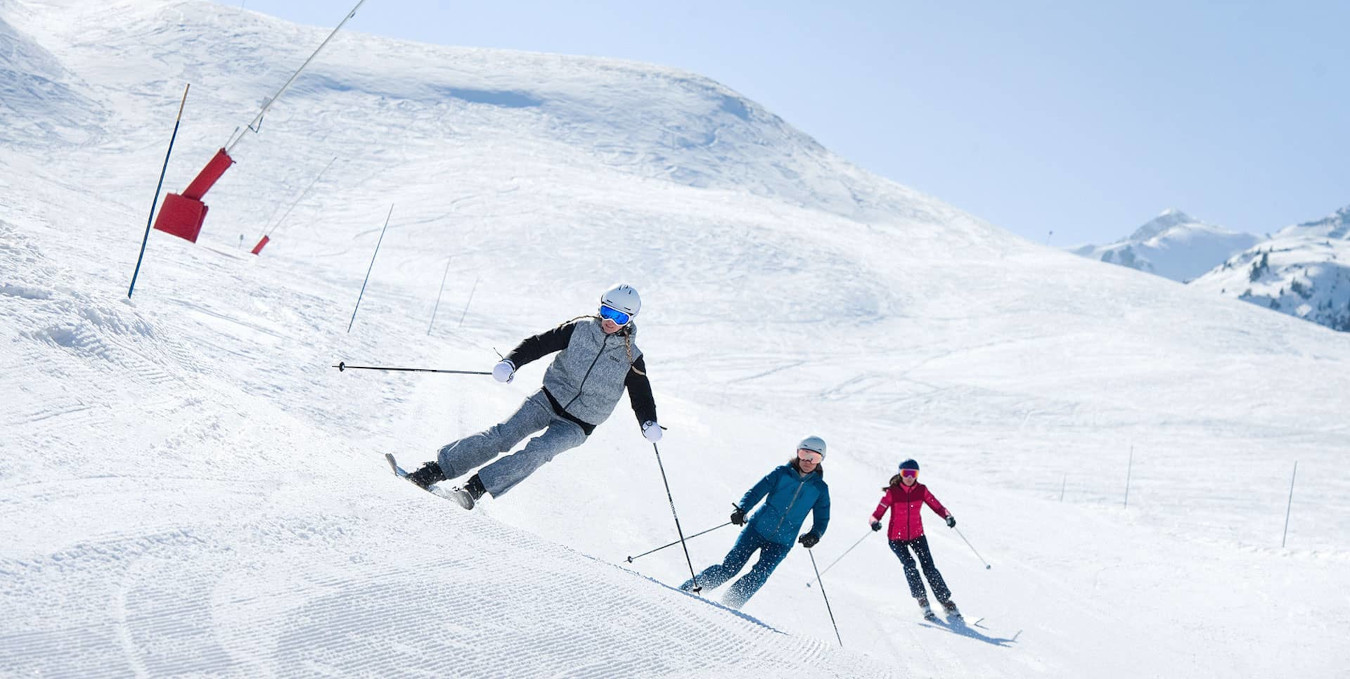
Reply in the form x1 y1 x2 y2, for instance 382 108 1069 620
152 193 208 243
250 235 270 255
183 148 235 200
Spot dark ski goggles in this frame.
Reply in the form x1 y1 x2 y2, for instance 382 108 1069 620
599 305 631 325
901 469 918 479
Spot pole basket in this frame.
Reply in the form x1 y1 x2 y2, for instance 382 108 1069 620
152 193 208 243
250 235 270 255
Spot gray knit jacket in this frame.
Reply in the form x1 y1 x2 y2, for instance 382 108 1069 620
504 318 656 433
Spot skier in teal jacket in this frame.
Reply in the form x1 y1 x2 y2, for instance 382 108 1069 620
680 436 831 609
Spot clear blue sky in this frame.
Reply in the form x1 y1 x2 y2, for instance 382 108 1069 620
222 0 1349 245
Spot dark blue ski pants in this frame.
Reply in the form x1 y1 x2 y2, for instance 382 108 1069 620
889 535 951 602
680 526 791 609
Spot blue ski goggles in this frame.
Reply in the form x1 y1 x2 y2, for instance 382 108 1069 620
598 305 631 325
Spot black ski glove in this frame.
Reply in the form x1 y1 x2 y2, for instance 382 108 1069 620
798 533 820 549
946 516 956 528
730 504 746 526
871 521 884 532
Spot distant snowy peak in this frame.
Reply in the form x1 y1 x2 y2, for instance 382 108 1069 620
1068 209 1262 283
1128 208 1202 240
1190 204 1350 332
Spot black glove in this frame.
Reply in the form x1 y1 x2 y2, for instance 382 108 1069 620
730 504 746 526
798 533 819 549
871 521 883 532
946 516 956 528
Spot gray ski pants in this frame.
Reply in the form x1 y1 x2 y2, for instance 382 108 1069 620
437 390 587 497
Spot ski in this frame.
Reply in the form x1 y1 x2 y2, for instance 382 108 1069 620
385 453 409 478
385 453 474 508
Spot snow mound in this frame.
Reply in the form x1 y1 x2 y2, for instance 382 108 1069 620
0 11 103 145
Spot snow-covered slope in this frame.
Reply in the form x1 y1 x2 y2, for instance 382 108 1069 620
1068 209 1262 282
1190 205 1350 332
3 1 1350 677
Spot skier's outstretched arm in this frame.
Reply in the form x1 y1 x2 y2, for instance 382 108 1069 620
738 470 776 513
624 355 657 425
504 322 577 369
870 489 894 524
922 487 951 520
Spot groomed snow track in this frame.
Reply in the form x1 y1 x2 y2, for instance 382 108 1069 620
0 473 893 678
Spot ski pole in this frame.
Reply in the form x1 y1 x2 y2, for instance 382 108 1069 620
806 528 873 587
808 549 843 647
953 525 992 570
651 442 702 593
332 361 491 376
626 521 733 563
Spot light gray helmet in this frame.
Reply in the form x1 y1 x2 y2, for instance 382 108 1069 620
797 436 827 459
600 283 641 318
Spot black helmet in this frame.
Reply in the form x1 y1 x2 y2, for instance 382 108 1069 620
898 459 920 472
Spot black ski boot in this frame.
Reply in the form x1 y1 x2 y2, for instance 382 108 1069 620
406 461 447 490
940 598 962 620
445 474 486 510
918 597 937 621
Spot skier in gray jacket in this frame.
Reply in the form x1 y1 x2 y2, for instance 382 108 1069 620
404 284 661 509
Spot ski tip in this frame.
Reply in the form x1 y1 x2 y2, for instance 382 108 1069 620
384 453 406 477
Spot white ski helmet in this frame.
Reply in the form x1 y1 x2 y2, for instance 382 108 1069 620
797 436 827 459
600 284 641 319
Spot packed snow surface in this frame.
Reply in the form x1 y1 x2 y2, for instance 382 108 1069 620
3 1 1349 677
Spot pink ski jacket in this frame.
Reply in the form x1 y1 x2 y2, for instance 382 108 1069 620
871 482 950 542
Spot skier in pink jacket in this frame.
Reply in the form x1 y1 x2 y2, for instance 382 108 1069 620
869 458 961 621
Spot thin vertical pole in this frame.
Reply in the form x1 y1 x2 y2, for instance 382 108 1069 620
347 205 393 334
262 155 337 240
1123 445 1133 509
1059 472 1067 502
428 256 452 335
129 84 190 299
1281 461 1298 548
458 276 479 327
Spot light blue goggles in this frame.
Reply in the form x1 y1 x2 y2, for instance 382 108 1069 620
598 305 631 325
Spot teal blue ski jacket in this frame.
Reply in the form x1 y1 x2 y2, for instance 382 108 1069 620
741 463 830 546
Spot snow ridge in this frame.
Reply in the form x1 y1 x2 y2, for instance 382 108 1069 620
1190 204 1350 332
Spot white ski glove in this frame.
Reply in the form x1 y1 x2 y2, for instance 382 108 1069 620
492 360 515 384
642 421 663 442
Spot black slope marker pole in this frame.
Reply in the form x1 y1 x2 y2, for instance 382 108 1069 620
651 442 701 593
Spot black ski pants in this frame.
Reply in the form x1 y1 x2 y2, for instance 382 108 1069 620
888 535 951 602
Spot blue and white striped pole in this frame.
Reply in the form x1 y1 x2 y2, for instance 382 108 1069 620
129 84 189 299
